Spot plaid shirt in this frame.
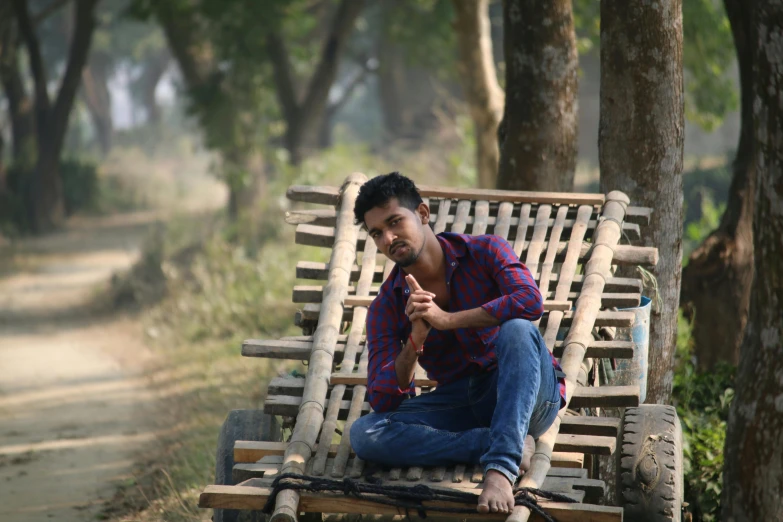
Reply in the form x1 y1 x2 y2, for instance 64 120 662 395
366 233 567 412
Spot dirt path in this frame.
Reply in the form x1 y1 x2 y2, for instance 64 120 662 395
0 213 165 521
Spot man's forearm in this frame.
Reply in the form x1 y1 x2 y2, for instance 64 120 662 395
394 333 425 389
445 307 501 330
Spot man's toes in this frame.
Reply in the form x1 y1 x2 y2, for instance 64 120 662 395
477 499 489 514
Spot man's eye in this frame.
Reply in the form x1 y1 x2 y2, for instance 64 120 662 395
391 219 400 226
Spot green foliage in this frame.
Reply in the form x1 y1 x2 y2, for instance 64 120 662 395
673 313 735 522
683 192 726 261
683 0 739 131
681 160 733 259
574 0 738 129
61 159 100 215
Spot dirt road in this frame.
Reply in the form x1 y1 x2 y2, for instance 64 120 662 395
0 213 163 521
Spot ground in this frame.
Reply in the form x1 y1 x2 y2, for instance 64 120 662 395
0 212 164 521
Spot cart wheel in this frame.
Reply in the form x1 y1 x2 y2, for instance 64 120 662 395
617 405 684 522
214 409 281 522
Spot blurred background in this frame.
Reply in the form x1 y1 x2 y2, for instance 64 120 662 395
0 1 740 521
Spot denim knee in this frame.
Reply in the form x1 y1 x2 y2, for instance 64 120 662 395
497 319 540 353
349 414 381 459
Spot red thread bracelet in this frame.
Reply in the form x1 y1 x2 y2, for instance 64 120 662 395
409 333 424 355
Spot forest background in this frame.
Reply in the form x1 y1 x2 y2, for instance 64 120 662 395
0 0 771 521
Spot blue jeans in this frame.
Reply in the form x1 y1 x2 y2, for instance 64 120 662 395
350 319 561 485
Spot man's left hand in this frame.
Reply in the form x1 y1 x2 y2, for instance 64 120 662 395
408 296 452 330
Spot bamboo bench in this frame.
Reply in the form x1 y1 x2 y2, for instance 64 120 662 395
199 173 659 522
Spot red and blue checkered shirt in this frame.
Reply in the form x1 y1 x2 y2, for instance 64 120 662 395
366 233 567 413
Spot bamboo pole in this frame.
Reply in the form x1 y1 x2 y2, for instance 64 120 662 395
507 191 629 522
270 173 367 522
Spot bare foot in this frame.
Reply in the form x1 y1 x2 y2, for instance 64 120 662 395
519 435 536 475
477 470 515 514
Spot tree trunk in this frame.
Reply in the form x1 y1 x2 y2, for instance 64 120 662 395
0 13 36 165
12 0 98 233
722 2 783 519
451 0 504 189
599 0 685 404
81 53 113 155
497 0 578 192
680 0 754 370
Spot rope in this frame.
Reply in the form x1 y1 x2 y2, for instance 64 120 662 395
262 473 576 522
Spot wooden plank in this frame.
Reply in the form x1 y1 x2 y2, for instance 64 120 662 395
558 415 620 438
552 340 635 359
542 477 605 503
553 434 615 456
569 385 640 409
286 185 340 204
416 185 605 205
451 200 472 234
295 261 642 293
493 201 514 240
234 441 347 463
285 208 336 226
295 225 658 266
550 452 584 469
293 283 638 309
472 200 490 235
264 395 371 419
343 295 572 310
199 485 624 521
296 304 634 326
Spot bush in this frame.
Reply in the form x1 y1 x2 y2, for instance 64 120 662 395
672 312 735 522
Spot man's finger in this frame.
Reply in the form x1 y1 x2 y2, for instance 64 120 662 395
405 274 424 292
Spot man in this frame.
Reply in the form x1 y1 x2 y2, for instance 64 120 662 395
350 173 566 514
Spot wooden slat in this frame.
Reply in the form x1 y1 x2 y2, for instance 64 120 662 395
512 203 533 258
295 225 658 266
416 185 605 205
451 200 472 234
553 434 615 456
494 201 514 239
286 185 340 204
472 200 490 235
265 390 637 418
550 452 585 469
199 485 624 521
295 261 643 293
559 415 619 437
294 284 639 309
343 295 572 310
432 198 452 235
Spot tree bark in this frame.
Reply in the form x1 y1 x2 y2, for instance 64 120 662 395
722 2 783 519
599 0 685 404
268 0 364 165
81 52 113 155
497 0 578 192
680 0 754 370
12 0 99 233
0 13 36 165
452 0 504 189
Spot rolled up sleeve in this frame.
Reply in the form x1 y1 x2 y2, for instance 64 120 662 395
478 237 544 321
366 298 415 412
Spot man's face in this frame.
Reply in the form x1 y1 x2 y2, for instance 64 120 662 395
364 198 428 267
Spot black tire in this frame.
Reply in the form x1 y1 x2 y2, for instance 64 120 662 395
617 405 684 522
213 410 282 522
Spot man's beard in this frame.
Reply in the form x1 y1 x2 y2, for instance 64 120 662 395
393 234 426 268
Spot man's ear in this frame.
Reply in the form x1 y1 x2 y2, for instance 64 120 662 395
417 202 430 225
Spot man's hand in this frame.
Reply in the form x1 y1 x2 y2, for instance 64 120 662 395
405 274 452 331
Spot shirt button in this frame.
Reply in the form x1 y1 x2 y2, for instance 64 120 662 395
405 289 409 294
451 262 456 266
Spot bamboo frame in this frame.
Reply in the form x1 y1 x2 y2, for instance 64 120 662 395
270 173 367 522
507 191 630 522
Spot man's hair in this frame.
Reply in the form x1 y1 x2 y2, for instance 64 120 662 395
353 172 423 226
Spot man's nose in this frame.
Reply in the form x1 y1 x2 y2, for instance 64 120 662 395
382 230 396 249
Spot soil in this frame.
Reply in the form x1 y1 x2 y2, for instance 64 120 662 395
0 212 166 521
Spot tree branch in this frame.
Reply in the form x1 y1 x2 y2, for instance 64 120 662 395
12 0 51 125
266 32 300 127
50 0 99 154
299 0 365 122
327 59 375 117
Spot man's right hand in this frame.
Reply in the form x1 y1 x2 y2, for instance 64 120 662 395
405 275 433 344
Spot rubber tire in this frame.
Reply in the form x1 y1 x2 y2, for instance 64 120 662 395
213 410 282 522
617 405 684 522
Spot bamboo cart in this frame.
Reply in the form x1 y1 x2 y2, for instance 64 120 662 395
199 173 685 522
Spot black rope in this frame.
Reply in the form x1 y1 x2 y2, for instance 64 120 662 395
262 473 577 522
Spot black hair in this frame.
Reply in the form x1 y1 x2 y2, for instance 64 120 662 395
353 172 423 226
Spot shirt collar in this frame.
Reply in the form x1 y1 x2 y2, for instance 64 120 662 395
391 233 468 294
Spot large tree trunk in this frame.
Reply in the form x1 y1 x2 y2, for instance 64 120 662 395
497 0 578 191
599 0 685 404
680 0 754 370
722 2 783 519
452 0 504 189
12 0 98 233
81 52 113 155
